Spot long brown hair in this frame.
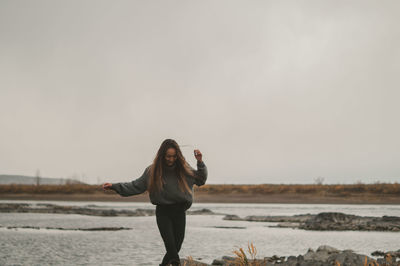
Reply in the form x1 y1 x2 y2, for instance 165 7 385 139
147 139 195 195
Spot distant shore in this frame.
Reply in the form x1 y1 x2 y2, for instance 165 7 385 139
1 183 399 204
1 191 400 204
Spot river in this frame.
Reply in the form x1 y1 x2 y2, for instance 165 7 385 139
1 200 399 265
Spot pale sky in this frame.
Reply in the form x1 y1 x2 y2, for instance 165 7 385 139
1 0 399 185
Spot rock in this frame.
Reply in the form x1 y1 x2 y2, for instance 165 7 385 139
303 249 330 262
2 203 400 232
187 208 215 215
268 222 300 228
0 203 220 217
85 204 99 207
210 255 236 266
207 245 399 266
36 203 55 207
1 225 131 231
372 249 400 259
134 208 155 216
225 211 400 232
222 215 242 221
286 255 297 261
211 226 246 229
299 212 400 231
181 258 209 265
377 258 386 265
210 258 224 265
372 250 386 257
316 245 339 253
77 227 131 231
0 203 153 217
243 214 313 223
382 216 400 222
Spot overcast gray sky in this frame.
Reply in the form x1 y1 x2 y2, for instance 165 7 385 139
1 0 399 185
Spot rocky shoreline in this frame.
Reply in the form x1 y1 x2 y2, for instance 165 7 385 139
181 245 400 266
0 203 217 217
2 203 400 232
224 212 400 232
0 225 131 231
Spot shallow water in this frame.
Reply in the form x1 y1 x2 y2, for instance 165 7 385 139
1 200 399 265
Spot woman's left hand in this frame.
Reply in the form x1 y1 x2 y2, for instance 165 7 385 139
194 149 203 162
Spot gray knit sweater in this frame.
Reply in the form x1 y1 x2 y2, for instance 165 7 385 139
111 161 208 210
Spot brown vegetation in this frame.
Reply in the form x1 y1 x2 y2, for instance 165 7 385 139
0 183 399 204
195 183 400 196
0 184 98 194
0 183 399 196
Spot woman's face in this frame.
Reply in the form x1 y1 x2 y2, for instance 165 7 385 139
164 148 177 166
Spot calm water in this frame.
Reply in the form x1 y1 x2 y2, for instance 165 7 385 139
1 200 399 265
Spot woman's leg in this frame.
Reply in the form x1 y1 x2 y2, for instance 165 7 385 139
172 207 186 253
156 205 180 266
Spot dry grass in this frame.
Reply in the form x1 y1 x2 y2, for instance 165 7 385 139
0 184 99 194
182 255 195 266
195 183 400 196
232 242 266 266
1 183 399 196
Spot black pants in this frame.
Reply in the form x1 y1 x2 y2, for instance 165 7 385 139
156 202 186 266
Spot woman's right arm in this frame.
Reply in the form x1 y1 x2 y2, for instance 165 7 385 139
110 167 149 197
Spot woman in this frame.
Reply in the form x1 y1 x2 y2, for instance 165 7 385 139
102 139 208 266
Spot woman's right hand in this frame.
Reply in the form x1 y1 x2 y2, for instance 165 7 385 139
102 183 113 191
